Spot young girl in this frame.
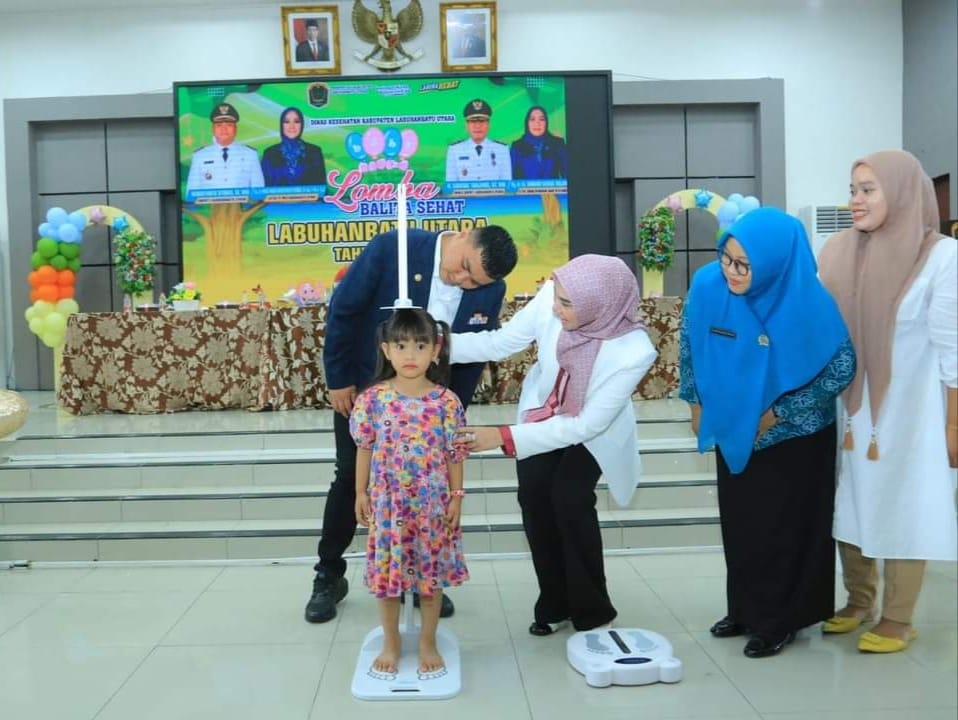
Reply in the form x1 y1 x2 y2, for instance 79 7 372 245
350 308 470 675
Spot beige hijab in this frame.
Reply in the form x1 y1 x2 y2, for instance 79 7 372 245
819 150 943 443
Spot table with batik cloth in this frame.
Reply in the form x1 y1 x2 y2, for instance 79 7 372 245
57 297 682 415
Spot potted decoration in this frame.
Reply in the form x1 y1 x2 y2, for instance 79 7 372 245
636 206 676 297
167 281 202 311
113 227 157 306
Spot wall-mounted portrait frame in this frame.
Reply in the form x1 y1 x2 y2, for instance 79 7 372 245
440 2 497 72
282 5 341 76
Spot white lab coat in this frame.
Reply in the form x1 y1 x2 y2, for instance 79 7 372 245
833 237 958 560
450 280 657 507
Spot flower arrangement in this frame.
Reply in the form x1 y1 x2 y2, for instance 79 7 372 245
113 228 156 295
167 281 202 302
636 207 676 272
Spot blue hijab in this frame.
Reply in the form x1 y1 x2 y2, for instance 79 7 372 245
686 207 848 473
278 107 306 175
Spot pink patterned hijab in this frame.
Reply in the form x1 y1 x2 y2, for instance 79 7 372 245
552 254 644 416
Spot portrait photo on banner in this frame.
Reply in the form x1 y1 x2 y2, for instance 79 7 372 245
440 2 497 72
282 5 341 76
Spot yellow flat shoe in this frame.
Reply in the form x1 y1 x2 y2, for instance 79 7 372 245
822 614 871 634
858 628 918 653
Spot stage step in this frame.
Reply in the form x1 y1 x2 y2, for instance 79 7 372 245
0 396 721 562
0 473 717 525
0 508 722 562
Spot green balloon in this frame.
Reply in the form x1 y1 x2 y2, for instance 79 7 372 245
31 252 45 269
37 237 58 258
49 254 68 270
67 258 82 273
59 243 80 260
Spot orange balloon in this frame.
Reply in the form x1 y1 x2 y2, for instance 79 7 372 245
28 271 40 287
29 290 39 303
58 286 75 300
57 269 76 286
36 265 57 284
37 284 59 302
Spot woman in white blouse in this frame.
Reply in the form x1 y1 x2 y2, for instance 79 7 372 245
451 255 656 635
819 150 958 653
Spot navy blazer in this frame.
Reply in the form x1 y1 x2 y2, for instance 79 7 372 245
323 229 506 408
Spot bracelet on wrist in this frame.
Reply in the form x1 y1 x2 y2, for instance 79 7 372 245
451 489 466 497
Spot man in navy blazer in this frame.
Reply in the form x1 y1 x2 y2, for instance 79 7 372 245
306 225 518 623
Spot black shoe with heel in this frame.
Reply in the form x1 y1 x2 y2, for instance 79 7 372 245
528 620 569 636
710 616 749 638
743 631 795 658
304 570 348 623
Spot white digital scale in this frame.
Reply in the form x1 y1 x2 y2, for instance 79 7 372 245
566 627 683 688
351 591 461 701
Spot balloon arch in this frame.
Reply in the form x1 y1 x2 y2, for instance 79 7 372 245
636 189 761 297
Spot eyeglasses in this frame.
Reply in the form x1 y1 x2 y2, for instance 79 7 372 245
719 252 751 277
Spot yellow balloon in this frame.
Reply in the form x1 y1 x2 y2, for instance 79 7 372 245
24 306 36 322
43 312 67 334
34 300 54 317
28 317 44 334
56 298 80 315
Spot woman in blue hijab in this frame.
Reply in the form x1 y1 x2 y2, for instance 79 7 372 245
261 107 327 187
679 207 855 658
509 106 568 180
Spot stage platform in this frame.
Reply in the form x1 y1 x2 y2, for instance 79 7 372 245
0 392 719 563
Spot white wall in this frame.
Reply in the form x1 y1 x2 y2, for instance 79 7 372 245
0 0 904 385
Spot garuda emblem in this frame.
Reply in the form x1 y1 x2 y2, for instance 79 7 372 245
352 0 424 71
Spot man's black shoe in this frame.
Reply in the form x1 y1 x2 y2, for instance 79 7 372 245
405 593 456 618
305 572 348 623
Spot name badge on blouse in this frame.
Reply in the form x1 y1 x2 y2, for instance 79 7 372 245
467 312 489 326
709 326 736 339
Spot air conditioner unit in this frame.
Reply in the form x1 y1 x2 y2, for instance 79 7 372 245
798 205 853 257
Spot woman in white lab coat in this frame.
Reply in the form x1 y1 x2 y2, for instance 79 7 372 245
819 149 958 653
451 254 656 634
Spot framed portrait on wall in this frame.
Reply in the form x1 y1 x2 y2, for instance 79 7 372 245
282 5 341 76
440 2 497 72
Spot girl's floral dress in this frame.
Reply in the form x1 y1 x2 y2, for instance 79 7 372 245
350 382 470 598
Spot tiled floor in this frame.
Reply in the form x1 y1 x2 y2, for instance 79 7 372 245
0 552 954 720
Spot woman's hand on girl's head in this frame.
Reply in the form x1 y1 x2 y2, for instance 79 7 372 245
355 491 372 527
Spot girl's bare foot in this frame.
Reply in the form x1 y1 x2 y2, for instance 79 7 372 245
870 618 913 640
373 633 401 673
419 637 445 673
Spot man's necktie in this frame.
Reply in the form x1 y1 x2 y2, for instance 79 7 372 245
222 147 229 162
475 145 482 157
311 43 318 59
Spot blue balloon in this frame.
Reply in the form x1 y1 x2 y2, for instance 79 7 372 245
717 201 740 225
345 132 367 161
68 211 87 230
728 193 745 205
58 224 79 244
740 196 761 213
46 207 69 226
382 128 402 159
38 222 56 239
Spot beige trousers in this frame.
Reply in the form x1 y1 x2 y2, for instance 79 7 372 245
838 541 926 624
